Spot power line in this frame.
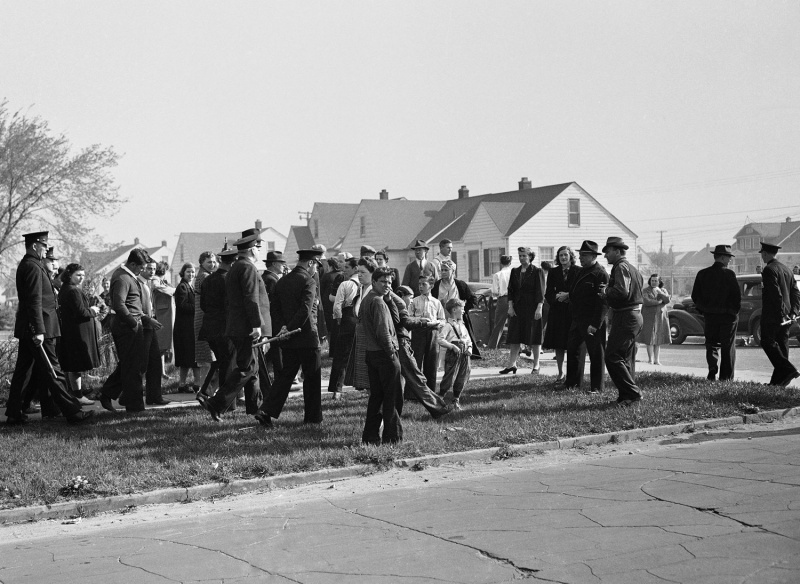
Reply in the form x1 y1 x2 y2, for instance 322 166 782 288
633 203 800 223
605 168 800 198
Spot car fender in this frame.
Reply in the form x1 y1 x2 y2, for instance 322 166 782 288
667 309 704 336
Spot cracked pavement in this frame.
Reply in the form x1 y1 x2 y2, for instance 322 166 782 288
2 420 799 583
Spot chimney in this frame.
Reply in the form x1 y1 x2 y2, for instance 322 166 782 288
255 219 263 231
134 237 140 245
518 177 532 190
458 185 469 199
787 217 792 223
161 240 167 248
379 189 389 200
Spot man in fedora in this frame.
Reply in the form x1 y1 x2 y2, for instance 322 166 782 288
758 242 800 386
261 251 285 297
562 241 609 393
401 239 436 293
255 247 324 427
4 231 93 425
199 229 271 420
600 236 644 406
691 245 741 381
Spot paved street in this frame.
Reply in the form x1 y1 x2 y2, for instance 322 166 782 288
2 418 799 583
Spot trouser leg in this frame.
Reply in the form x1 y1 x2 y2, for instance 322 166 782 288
439 350 460 397
398 340 448 417
452 353 471 398
605 311 642 401
364 350 402 444
585 322 606 391
487 297 508 349
327 330 354 393
260 348 303 419
143 329 163 401
300 348 322 423
761 323 797 384
209 336 257 413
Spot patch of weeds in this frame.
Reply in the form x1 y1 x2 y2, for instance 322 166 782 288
737 402 760 414
492 444 524 460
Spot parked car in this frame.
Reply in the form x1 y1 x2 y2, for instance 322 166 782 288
668 274 800 345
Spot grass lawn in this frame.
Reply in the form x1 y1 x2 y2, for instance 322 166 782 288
2 365 799 511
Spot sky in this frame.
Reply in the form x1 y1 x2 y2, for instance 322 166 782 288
2 0 799 255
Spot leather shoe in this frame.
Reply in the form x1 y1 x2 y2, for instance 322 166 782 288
254 411 273 427
99 394 118 413
778 370 800 387
76 396 95 406
146 398 172 406
5 413 28 425
66 410 94 425
197 395 222 422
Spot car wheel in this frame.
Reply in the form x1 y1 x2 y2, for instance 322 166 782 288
751 318 761 347
669 317 686 345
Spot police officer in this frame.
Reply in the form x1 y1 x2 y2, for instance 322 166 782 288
758 242 800 386
4 231 93 425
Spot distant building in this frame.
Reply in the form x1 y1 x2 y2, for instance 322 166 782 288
171 220 286 286
81 238 173 290
732 217 800 274
285 179 637 282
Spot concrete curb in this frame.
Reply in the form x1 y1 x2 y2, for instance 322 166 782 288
3 407 799 525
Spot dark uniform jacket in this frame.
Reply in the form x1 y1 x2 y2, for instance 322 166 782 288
270 265 318 349
225 259 271 338
199 264 230 339
691 262 741 321
261 269 280 300
569 262 609 328
108 265 144 329
606 258 643 310
761 259 800 325
14 252 60 339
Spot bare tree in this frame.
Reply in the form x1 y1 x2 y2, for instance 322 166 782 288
0 99 125 266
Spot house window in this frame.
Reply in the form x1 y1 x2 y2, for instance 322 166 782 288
267 241 275 251
360 216 366 238
539 247 554 263
313 219 319 238
483 247 506 277
568 199 580 227
468 250 480 281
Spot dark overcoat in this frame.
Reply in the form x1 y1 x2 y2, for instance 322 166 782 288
569 262 609 328
543 264 580 350
58 282 100 371
270 265 318 349
173 280 196 367
507 264 545 345
761 258 800 325
14 253 60 339
199 265 229 340
225 259 271 338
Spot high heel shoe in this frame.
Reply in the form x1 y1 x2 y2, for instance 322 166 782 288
499 366 517 375
530 366 540 375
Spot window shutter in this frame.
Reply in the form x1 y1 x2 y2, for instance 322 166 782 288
484 249 491 277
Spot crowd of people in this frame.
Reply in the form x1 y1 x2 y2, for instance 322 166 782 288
4 228 800 443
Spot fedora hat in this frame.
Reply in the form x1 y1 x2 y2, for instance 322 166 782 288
310 243 327 258
759 242 781 254
360 245 376 257
410 239 429 250
710 244 735 257
602 236 629 252
234 227 263 250
577 240 601 255
264 251 286 263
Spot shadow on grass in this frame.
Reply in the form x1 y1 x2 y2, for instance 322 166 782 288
1 370 798 509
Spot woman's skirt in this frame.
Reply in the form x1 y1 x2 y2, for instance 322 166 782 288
344 323 370 389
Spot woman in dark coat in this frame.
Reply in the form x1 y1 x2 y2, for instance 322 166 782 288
174 262 202 392
543 246 580 382
432 259 481 359
501 247 544 374
58 263 101 402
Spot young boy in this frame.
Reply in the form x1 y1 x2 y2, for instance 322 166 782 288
437 298 472 410
409 275 445 391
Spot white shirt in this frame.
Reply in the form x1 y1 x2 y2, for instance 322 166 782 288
491 266 512 298
438 318 472 353
409 293 445 322
354 284 371 316
333 275 359 319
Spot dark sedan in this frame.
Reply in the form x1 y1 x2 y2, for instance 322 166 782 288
668 274 800 345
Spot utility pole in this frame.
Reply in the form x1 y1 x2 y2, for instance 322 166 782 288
657 230 667 254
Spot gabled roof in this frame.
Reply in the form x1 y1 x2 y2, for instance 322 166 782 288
412 183 572 246
172 233 240 268
81 242 164 273
311 203 359 248
353 199 448 250
734 220 800 252
481 202 527 236
675 248 713 268
290 225 316 250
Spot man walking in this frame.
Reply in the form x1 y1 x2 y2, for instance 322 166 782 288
327 257 359 398
255 248 324 427
562 241 609 393
600 237 644 406
361 267 403 444
200 230 271 420
98 248 153 413
758 242 800 386
4 231 92 425
691 244 741 381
